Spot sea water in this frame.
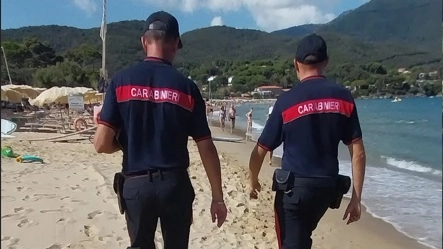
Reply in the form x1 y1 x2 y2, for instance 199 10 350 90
214 97 442 249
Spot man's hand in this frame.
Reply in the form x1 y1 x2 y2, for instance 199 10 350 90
249 179 261 199
342 198 361 225
211 201 227 227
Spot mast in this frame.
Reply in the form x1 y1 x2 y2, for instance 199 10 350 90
100 0 107 80
1 46 13 84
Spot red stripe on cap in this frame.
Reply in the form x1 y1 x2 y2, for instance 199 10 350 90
115 85 195 111
282 98 354 124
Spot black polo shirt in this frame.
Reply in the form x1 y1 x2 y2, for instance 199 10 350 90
258 76 362 177
98 57 211 173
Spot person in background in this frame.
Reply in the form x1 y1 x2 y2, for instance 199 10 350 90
246 107 253 135
93 11 227 249
219 105 226 131
248 34 366 249
228 104 236 133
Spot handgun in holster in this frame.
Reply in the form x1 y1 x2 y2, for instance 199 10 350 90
272 169 294 192
113 172 126 214
329 174 351 209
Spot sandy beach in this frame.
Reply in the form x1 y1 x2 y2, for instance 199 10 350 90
1 128 430 249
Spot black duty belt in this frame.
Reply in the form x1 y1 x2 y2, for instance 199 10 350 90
292 176 337 188
124 168 186 178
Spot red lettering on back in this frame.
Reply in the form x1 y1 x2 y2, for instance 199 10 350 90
282 98 354 124
115 85 194 111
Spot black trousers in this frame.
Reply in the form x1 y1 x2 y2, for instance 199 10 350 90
123 169 195 249
274 186 335 249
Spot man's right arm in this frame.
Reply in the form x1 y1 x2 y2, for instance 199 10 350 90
190 87 224 202
347 140 366 202
342 99 366 202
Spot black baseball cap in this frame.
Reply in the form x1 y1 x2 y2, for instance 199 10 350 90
295 33 328 65
144 11 183 49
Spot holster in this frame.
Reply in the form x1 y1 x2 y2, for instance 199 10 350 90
113 172 126 214
272 169 294 192
329 174 351 209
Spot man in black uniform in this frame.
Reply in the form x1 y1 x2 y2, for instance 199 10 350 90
248 34 366 249
93 11 227 249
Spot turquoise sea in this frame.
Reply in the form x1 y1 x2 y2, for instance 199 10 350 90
215 97 442 249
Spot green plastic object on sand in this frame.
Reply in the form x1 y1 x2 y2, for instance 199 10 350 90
1 146 19 158
1 146 44 163
16 155 44 163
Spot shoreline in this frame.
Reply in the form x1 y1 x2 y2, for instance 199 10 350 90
0 130 434 249
209 123 432 249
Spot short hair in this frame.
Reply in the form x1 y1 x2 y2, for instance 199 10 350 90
143 30 175 44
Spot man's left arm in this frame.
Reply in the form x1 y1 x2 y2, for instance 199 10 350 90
93 80 122 154
249 104 283 182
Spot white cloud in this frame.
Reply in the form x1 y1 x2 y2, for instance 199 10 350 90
72 0 98 15
138 0 339 31
210 16 224 26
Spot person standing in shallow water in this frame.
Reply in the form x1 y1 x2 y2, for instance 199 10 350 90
228 104 236 133
219 105 226 131
246 107 253 136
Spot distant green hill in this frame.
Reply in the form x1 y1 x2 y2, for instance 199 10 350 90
1 23 439 77
318 0 441 50
271 24 321 37
0 0 441 97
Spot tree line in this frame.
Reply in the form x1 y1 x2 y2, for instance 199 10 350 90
1 38 441 98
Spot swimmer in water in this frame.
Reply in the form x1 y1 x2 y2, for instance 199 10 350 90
246 108 253 136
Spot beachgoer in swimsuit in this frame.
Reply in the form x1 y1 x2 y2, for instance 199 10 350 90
246 108 253 135
219 105 226 131
228 104 236 133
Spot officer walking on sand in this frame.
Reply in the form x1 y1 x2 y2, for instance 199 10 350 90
93 10 227 249
248 34 366 249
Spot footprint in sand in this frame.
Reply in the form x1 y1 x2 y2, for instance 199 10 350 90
1 196 16 202
1 236 11 241
87 210 103 219
6 237 20 246
83 225 98 237
70 185 81 191
34 193 57 199
17 218 38 227
40 209 62 213
46 244 62 249
56 217 76 225
16 187 23 192
13 207 24 213
71 199 89 205
1 214 21 219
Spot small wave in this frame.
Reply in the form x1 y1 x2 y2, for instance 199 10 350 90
382 156 442 176
252 121 264 130
394 119 429 124
395 120 415 124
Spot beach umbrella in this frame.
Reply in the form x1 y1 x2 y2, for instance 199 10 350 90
29 86 94 107
84 91 103 104
1 88 6 101
1 84 41 99
0 87 25 103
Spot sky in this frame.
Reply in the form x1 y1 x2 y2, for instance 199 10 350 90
1 0 370 33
